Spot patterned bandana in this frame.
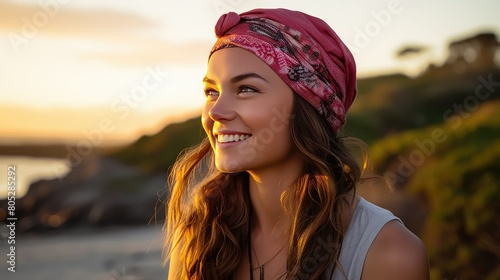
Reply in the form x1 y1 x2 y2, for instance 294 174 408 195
210 8 357 134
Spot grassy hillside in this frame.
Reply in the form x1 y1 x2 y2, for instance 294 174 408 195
111 116 204 173
369 101 500 279
344 69 500 143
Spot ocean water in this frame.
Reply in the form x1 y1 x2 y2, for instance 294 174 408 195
0 225 168 280
0 156 70 199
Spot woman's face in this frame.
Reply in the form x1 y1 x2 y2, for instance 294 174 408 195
202 47 297 173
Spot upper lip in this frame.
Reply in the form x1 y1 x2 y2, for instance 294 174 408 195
212 130 252 137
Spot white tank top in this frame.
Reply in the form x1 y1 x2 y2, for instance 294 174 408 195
331 197 402 279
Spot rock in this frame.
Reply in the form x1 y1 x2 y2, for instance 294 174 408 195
0 156 168 233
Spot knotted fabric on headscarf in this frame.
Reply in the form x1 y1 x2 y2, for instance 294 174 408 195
210 8 357 134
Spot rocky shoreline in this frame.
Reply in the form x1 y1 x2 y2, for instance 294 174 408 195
0 155 168 233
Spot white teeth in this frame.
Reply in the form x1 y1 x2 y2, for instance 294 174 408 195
217 134 251 143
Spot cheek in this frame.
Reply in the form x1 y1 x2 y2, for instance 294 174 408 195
202 105 215 145
249 104 294 150
255 101 293 130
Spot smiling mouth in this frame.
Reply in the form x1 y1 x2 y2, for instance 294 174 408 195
216 134 252 143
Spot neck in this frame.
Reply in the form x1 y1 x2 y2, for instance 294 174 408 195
247 156 303 237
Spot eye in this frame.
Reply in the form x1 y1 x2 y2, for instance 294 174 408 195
204 88 219 98
238 86 258 95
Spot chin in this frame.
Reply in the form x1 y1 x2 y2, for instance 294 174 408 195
215 160 245 173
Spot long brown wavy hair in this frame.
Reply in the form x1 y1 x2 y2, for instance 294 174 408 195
165 94 364 279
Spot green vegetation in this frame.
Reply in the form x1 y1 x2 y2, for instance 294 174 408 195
370 101 500 279
111 116 204 173
345 70 500 144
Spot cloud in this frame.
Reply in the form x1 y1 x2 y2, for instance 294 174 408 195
0 0 215 66
79 40 213 66
0 0 158 41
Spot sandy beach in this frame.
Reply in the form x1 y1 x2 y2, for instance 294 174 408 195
0 225 168 280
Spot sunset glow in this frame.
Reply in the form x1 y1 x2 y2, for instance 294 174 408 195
1 0 499 145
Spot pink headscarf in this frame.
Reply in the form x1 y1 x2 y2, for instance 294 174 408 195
210 8 357 134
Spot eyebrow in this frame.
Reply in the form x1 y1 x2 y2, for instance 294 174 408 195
202 73 269 85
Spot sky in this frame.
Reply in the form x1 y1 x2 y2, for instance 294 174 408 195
1 0 499 146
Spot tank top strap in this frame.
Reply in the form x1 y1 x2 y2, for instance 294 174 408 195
331 196 402 279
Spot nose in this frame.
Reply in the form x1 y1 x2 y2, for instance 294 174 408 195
208 93 236 122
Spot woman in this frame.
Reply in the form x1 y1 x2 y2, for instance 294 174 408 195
166 8 429 279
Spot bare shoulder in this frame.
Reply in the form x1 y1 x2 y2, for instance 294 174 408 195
361 220 430 280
